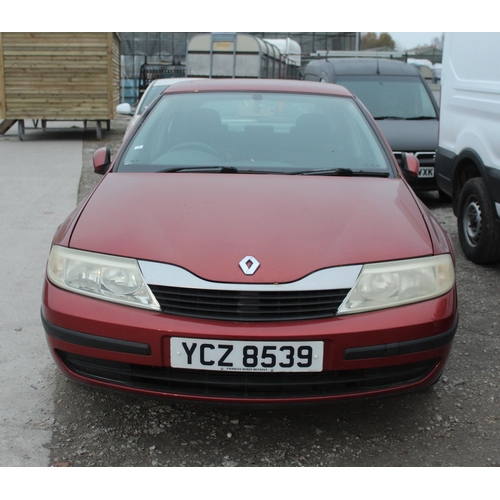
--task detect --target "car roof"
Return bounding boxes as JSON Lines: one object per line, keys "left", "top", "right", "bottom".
{"left": 317, "top": 58, "right": 421, "bottom": 77}
{"left": 162, "top": 78, "right": 354, "bottom": 97}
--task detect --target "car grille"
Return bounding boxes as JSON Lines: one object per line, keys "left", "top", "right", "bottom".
{"left": 393, "top": 151, "right": 436, "bottom": 167}
{"left": 148, "top": 285, "right": 350, "bottom": 322}
{"left": 59, "top": 351, "right": 439, "bottom": 400}
{"left": 415, "top": 151, "right": 436, "bottom": 167}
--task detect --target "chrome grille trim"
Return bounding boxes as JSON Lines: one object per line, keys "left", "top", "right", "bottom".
{"left": 138, "top": 261, "right": 362, "bottom": 292}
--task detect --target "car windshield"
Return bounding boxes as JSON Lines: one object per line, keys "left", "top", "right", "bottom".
{"left": 117, "top": 91, "right": 394, "bottom": 175}
{"left": 336, "top": 75, "right": 437, "bottom": 120}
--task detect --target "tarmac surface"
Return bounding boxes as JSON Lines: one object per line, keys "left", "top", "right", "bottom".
{"left": 1, "top": 116, "right": 500, "bottom": 467}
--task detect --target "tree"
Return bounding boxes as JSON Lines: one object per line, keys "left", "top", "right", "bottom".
{"left": 378, "top": 33, "right": 396, "bottom": 49}
{"left": 361, "top": 32, "right": 396, "bottom": 50}
{"left": 414, "top": 34, "right": 445, "bottom": 51}
{"left": 431, "top": 34, "right": 444, "bottom": 50}
{"left": 361, "top": 32, "right": 378, "bottom": 49}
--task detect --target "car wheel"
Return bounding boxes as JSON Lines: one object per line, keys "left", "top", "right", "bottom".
{"left": 457, "top": 177, "right": 500, "bottom": 264}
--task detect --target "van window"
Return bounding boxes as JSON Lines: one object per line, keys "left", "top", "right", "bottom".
{"left": 336, "top": 75, "right": 437, "bottom": 120}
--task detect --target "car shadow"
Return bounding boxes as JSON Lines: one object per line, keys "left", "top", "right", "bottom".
{"left": 47, "top": 369, "right": 448, "bottom": 467}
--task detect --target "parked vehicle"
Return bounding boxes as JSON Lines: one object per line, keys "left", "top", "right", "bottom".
{"left": 42, "top": 79, "right": 457, "bottom": 406}
{"left": 435, "top": 33, "right": 500, "bottom": 264}
{"left": 264, "top": 37, "right": 301, "bottom": 67}
{"left": 186, "top": 33, "right": 300, "bottom": 80}
{"left": 116, "top": 78, "right": 202, "bottom": 138}
{"left": 303, "top": 58, "right": 442, "bottom": 195}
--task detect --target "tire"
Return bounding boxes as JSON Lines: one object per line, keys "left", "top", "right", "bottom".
{"left": 457, "top": 177, "right": 500, "bottom": 264}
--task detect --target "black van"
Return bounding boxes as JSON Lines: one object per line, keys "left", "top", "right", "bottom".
{"left": 304, "top": 58, "right": 442, "bottom": 196}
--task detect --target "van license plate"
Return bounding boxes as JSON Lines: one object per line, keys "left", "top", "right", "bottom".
{"left": 418, "top": 167, "right": 434, "bottom": 178}
{"left": 171, "top": 338, "right": 324, "bottom": 372}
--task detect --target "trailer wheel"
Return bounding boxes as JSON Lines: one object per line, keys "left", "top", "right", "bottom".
{"left": 96, "top": 121, "right": 102, "bottom": 140}
{"left": 457, "top": 177, "right": 500, "bottom": 264}
{"left": 18, "top": 120, "right": 25, "bottom": 141}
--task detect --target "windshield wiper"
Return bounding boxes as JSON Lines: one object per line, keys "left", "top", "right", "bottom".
{"left": 292, "top": 168, "right": 390, "bottom": 177}
{"left": 374, "top": 115, "right": 436, "bottom": 120}
{"left": 156, "top": 166, "right": 239, "bottom": 173}
{"left": 405, "top": 116, "right": 437, "bottom": 120}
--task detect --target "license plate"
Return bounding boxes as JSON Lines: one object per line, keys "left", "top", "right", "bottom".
{"left": 170, "top": 338, "right": 324, "bottom": 372}
{"left": 418, "top": 166, "right": 434, "bottom": 178}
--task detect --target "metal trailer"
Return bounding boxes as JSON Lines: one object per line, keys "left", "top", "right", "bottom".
{"left": 186, "top": 33, "right": 300, "bottom": 80}
{"left": 0, "top": 32, "right": 120, "bottom": 141}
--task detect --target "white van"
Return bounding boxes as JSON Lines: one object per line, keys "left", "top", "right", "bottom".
{"left": 435, "top": 33, "right": 500, "bottom": 264}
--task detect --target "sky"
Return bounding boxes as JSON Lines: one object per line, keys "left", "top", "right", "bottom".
{"left": 2, "top": 1, "right": 484, "bottom": 32}
{"left": 0, "top": 0, "right": 483, "bottom": 46}
{"left": 386, "top": 32, "right": 444, "bottom": 51}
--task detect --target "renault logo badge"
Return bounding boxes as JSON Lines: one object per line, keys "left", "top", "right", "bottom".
{"left": 239, "top": 256, "right": 260, "bottom": 275}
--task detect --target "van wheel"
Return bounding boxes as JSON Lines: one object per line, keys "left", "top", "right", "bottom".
{"left": 457, "top": 177, "right": 500, "bottom": 264}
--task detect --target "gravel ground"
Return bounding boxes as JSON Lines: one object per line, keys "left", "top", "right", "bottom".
{"left": 47, "top": 116, "right": 500, "bottom": 467}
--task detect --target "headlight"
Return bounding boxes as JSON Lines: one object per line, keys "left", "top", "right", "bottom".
{"left": 337, "top": 254, "right": 455, "bottom": 315}
{"left": 47, "top": 246, "right": 160, "bottom": 310}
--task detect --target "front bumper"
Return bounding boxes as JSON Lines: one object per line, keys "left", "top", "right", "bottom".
{"left": 42, "top": 279, "right": 458, "bottom": 405}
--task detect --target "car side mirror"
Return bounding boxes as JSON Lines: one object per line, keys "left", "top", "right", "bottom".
{"left": 116, "top": 103, "right": 133, "bottom": 115}
{"left": 399, "top": 152, "right": 419, "bottom": 178}
{"left": 93, "top": 146, "right": 111, "bottom": 175}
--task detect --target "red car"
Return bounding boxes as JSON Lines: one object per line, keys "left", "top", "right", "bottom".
{"left": 41, "top": 79, "right": 458, "bottom": 405}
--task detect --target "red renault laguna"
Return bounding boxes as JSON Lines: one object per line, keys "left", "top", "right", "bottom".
{"left": 41, "top": 79, "right": 458, "bottom": 405}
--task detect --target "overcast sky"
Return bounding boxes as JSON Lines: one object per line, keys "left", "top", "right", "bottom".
{"left": 5, "top": 0, "right": 489, "bottom": 33}
{"left": 386, "top": 32, "right": 444, "bottom": 51}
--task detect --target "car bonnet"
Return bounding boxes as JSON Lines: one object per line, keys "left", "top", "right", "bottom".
{"left": 69, "top": 173, "right": 433, "bottom": 284}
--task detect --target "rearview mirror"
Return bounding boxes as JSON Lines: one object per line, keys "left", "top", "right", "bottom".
{"left": 93, "top": 146, "right": 111, "bottom": 175}
{"left": 116, "top": 103, "right": 133, "bottom": 116}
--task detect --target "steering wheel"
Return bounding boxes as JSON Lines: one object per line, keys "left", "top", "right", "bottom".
{"left": 168, "top": 142, "right": 220, "bottom": 157}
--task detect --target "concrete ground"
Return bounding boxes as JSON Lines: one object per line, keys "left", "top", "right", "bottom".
{"left": 0, "top": 121, "right": 87, "bottom": 465}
